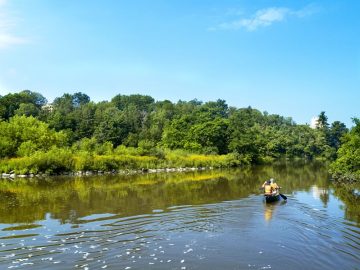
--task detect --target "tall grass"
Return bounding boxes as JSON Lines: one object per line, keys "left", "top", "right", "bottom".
{"left": 0, "top": 146, "right": 250, "bottom": 175}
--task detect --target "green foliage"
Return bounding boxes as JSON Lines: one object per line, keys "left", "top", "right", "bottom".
{"left": 228, "top": 109, "right": 265, "bottom": 162}
{"left": 71, "top": 137, "right": 113, "bottom": 155}
{"left": 0, "top": 115, "right": 67, "bottom": 158}
{"left": 0, "top": 90, "right": 46, "bottom": 120}
{"left": 328, "top": 121, "right": 348, "bottom": 150}
{"left": 73, "top": 151, "right": 94, "bottom": 171}
{"left": 0, "top": 147, "right": 73, "bottom": 174}
{"left": 15, "top": 103, "right": 40, "bottom": 117}
{"left": 161, "top": 115, "right": 194, "bottom": 149}
{"left": 93, "top": 106, "right": 127, "bottom": 146}
{"left": 0, "top": 91, "right": 354, "bottom": 175}
{"left": 316, "top": 111, "right": 329, "bottom": 129}
{"left": 163, "top": 150, "right": 247, "bottom": 168}
{"left": 330, "top": 118, "right": 360, "bottom": 181}
{"left": 187, "top": 118, "right": 229, "bottom": 154}
{"left": 112, "top": 94, "right": 154, "bottom": 112}
{"left": 0, "top": 147, "right": 248, "bottom": 174}
{"left": 142, "top": 100, "right": 175, "bottom": 143}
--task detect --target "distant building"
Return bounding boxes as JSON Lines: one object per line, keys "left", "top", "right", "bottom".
{"left": 42, "top": 103, "right": 54, "bottom": 112}
{"left": 310, "top": 116, "right": 319, "bottom": 129}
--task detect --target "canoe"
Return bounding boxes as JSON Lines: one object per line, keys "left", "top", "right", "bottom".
{"left": 264, "top": 194, "right": 281, "bottom": 203}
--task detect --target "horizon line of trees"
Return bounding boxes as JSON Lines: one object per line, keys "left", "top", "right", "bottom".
{"left": 0, "top": 90, "right": 358, "bottom": 178}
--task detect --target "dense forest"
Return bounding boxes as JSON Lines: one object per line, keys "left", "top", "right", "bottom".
{"left": 0, "top": 90, "right": 357, "bottom": 180}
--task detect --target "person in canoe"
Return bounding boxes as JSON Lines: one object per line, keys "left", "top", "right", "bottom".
{"left": 261, "top": 178, "right": 286, "bottom": 202}
{"left": 270, "top": 178, "right": 280, "bottom": 192}
{"left": 262, "top": 178, "right": 280, "bottom": 195}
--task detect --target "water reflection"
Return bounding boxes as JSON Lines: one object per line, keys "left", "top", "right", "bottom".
{"left": 0, "top": 162, "right": 359, "bottom": 269}
{"left": 309, "top": 186, "right": 330, "bottom": 207}
{"left": 332, "top": 183, "right": 360, "bottom": 224}
{"left": 263, "top": 200, "right": 287, "bottom": 222}
{"left": 0, "top": 161, "right": 332, "bottom": 225}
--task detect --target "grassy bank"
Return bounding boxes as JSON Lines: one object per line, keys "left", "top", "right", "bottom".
{"left": 0, "top": 147, "right": 249, "bottom": 175}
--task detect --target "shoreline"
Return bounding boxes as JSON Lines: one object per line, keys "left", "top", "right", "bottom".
{"left": 0, "top": 166, "right": 216, "bottom": 179}
{"left": 331, "top": 173, "right": 360, "bottom": 183}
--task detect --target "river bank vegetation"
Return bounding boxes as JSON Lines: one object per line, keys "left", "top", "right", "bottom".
{"left": 330, "top": 118, "right": 360, "bottom": 182}
{"left": 0, "top": 90, "right": 357, "bottom": 180}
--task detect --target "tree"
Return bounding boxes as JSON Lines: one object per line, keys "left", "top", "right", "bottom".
{"left": 111, "top": 94, "right": 154, "bottom": 112}
{"left": 329, "top": 121, "right": 348, "bottom": 150}
{"left": 187, "top": 118, "right": 229, "bottom": 154}
{"left": 0, "top": 115, "right": 67, "bottom": 158}
{"left": 15, "top": 103, "right": 40, "bottom": 117}
{"left": 48, "top": 93, "right": 92, "bottom": 140}
{"left": 161, "top": 115, "right": 194, "bottom": 149}
{"left": 72, "top": 102, "right": 97, "bottom": 140}
{"left": 72, "top": 92, "right": 90, "bottom": 107}
{"left": 140, "top": 100, "right": 175, "bottom": 144}
{"left": 197, "top": 99, "right": 229, "bottom": 120}
{"left": 0, "top": 90, "right": 47, "bottom": 119}
{"left": 228, "top": 109, "right": 265, "bottom": 162}
{"left": 316, "top": 111, "right": 329, "bottom": 129}
{"left": 93, "top": 106, "right": 127, "bottom": 146}
{"left": 52, "top": 93, "right": 75, "bottom": 113}
{"left": 330, "top": 118, "right": 360, "bottom": 180}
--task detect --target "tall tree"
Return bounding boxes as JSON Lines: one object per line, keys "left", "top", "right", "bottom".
{"left": 330, "top": 118, "right": 360, "bottom": 179}
{"left": 15, "top": 103, "right": 40, "bottom": 117}
{"left": 316, "top": 111, "right": 329, "bottom": 129}
{"left": 0, "top": 90, "right": 47, "bottom": 120}
{"left": 329, "top": 121, "right": 348, "bottom": 150}
{"left": 93, "top": 106, "right": 127, "bottom": 146}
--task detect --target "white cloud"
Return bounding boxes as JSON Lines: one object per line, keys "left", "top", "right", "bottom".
{"left": 0, "top": 33, "right": 27, "bottom": 48}
{"left": 0, "top": 0, "right": 28, "bottom": 49}
{"left": 294, "top": 3, "right": 320, "bottom": 18}
{"left": 214, "top": 4, "right": 319, "bottom": 31}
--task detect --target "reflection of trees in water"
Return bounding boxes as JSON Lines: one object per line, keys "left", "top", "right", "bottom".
{"left": 249, "top": 160, "right": 330, "bottom": 194}
{"left": 0, "top": 162, "right": 332, "bottom": 224}
{"left": 0, "top": 171, "right": 249, "bottom": 224}
{"left": 332, "top": 183, "right": 360, "bottom": 224}
{"left": 319, "top": 190, "right": 330, "bottom": 207}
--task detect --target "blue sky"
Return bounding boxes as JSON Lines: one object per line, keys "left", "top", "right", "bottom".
{"left": 0, "top": 0, "right": 359, "bottom": 127}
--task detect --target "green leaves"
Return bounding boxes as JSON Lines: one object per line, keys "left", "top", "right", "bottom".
{"left": 0, "top": 91, "right": 355, "bottom": 176}
{"left": 330, "top": 119, "right": 360, "bottom": 180}
{"left": 0, "top": 90, "right": 47, "bottom": 120}
{"left": 0, "top": 115, "right": 67, "bottom": 158}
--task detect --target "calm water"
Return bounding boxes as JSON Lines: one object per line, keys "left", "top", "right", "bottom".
{"left": 0, "top": 162, "right": 359, "bottom": 269}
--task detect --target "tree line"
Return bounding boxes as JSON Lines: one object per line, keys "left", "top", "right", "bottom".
{"left": 0, "top": 90, "right": 357, "bottom": 179}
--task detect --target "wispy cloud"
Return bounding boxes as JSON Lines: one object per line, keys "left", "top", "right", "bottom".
{"left": 0, "top": 0, "right": 28, "bottom": 49}
{"left": 0, "top": 33, "right": 27, "bottom": 48}
{"left": 0, "top": 0, "right": 7, "bottom": 7}
{"left": 211, "top": 4, "right": 319, "bottom": 31}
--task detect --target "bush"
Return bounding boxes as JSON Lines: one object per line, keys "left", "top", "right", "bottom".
{"left": 0, "top": 147, "right": 73, "bottom": 174}
{"left": 73, "top": 151, "right": 94, "bottom": 171}
{"left": 0, "top": 146, "right": 246, "bottom": 175}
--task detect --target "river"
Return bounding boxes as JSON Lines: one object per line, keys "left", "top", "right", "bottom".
{"left": 0, "top": 162, "right": 359, "bottom": 269}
